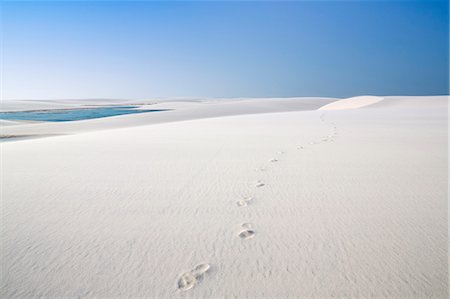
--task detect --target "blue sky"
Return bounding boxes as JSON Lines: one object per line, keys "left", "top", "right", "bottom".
{"left": 2, "top": 0, "right": 448, "bottom": 99}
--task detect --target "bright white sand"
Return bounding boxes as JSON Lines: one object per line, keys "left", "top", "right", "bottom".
{"left": 0, "top": 99, "right": 132, "bottom": 112}
{"left": 318, "top": 95, "right": 383, "bottom": 110}
{"left": 0, "top": 120, "right": 30, "bottom": 127}
{"left": 1, "top": 96, "right": 448, "bottom": 298}
{"left": 0, "top": 97, "right": 335, "bottom": 137}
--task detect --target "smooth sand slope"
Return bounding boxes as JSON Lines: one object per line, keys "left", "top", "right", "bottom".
{"left": 318, "top": 95, "right": 383, "bottom": 110}
{"left": 1, "top": 97, "right": 336, "bottom": 137}
{"left": 1, "top": 96, "right": 448, "bottom": 298}
{"left": 0, "top": 98, "right": 133, "bottom": 112}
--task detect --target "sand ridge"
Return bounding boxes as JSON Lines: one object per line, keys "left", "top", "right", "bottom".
{"left": 1, "top": 97, "right": 337, "bottom": 138}
{"left": 318, "top": 95, "right": 384, "bottom": 110}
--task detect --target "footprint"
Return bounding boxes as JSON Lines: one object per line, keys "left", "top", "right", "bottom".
{"left": 255, "top": 166, "right": 267, "bottom": 172}
{"left": 276, "top": 151, "right": 285, "bottom": 155}
{"left": 297, "top": 146, "right": 304, "bottom": 150}
{"left": 236, "top": 197, "right": 253, "bottom": 207}
{"left": 270, "top": 158, "right": 278, "bottom": 162}
{"left": 177, "top": 272, "right": 197, "bottom": 291}
{"left": 244, "top": 196, "right": 253, "bottom": 202}
{"left": 241, "top": 222, "right": 253, "bottom": 229}
{"left": 192, "top": 263, "right": 211, "bottom": 278}
{"left": 238, "top": 229, "right": 256, "bottom": 240}
{"left": 236, "top": 200, "right": 248, "bottom": 207}
{"left": 255, "top": 181, "right": 265, "bottom": 188}
{"left": 177, "top": 263, "right": 211, "bottom": 291}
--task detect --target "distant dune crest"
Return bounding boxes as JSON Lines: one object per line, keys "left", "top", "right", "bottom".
{"left": 318, "top": 96, "right": 384, "bottom": 110}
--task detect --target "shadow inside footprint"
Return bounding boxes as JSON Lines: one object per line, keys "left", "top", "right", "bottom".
{"left": 256, "top": 182, "right": 265, "bottom": 188}
{"left": 238, "top": 229, "right": 256, "bottom": 240}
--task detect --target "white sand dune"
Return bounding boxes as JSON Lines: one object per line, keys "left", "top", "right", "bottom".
{"left": 0, "top": 99, "right": 132, "bottom": 112}
{"left": 1, "top": 96, "right": 448, "bottom": 298}
{"left": 1, "top": 100, "right": 84, "bottom": 112}
{"left": 318, "top": 95, "right": 384, "bottom": 110}
{"left": 1, "top": 97, "right": 336, "bottom": 137}
{"left": 0, "top": 120, "right": 29, "bottom": 127}
{"left": 371, "top": 95, "right": 449, "bottom": 109}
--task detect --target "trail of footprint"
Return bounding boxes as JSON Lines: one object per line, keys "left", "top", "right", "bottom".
{"left": 305, "top": 115, "right": 339, "bottom": 146}
{"left": 176, "top": 113, "right": 338, "bottom": 292}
